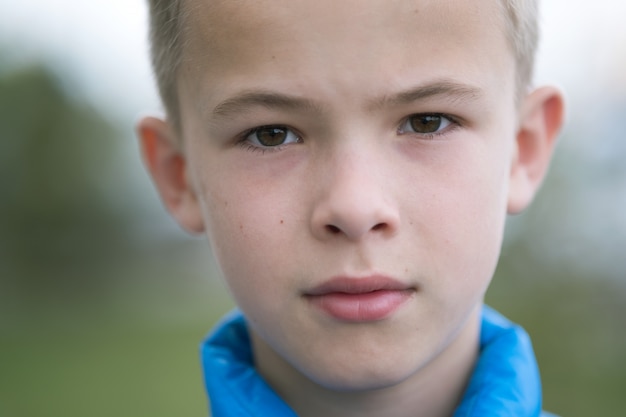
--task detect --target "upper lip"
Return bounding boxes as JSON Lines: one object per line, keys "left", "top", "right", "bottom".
{"left": 305, "top": 275, "right": 412, "bottom": 296}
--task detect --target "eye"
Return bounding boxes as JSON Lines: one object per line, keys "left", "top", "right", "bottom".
{"left": 399, "top": 114, "right": 453, "bottom": 136}
{"left": 245, "top": 125, "right": 302, "bottom": 148}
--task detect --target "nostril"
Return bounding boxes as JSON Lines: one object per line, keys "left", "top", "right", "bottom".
{"left": 325, "top": 225, "right": 341, "bottom": 234}
{"left": 372, "top": 223, "right": 387, "bottom": 231}
{"left": 324, "top": 222, "right": 388, "bottom": 236}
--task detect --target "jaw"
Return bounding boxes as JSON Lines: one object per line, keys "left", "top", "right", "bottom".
{"left": 250, "top": 302, "right": 482, "bottom": 417}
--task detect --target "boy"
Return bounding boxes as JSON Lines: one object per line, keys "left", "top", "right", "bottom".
{"left": 137, "top": 0, "right": 564, "bottom": 415}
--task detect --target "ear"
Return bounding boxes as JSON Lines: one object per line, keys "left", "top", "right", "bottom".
{"left": 136, "top": 116, "right": 205, "bottom": 234}
{"left": 507, "top": 86, "right": 565, "bottom": 214}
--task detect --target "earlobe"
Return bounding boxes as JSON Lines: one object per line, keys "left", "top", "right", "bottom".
{"left": 137, "top": 116, "right": 205, "bottom": 234}
{"left": 507, "top": 86, "right": 565, "bottom": 214}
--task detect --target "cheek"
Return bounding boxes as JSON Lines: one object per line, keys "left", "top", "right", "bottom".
{"left": 194, "top": 164, "right": 300, "bottom": 311}
{"left": 417, "top": 140, "right": 511, "bottom": 296}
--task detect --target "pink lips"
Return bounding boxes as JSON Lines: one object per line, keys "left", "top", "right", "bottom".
{"left": 305, "top": 276, "right": 414, "bottom": 322}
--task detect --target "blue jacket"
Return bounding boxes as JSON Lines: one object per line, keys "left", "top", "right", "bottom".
{"left": 201, "top": 306, "right": 558, "bottom": 416}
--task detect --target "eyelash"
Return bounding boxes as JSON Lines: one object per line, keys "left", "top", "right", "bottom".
{"left": 397, "top": 113, "right": 460, "bottom": 139}
{"left": 237, "top": 141, "right": 285, "bottom": 154}
{"left": 237, "top": 125, "right": 302, "bottom": 154}
{"left": 237, "top": 113, "right": 461, "bottom": 153}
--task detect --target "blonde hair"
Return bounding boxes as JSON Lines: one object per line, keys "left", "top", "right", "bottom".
{"left": 146, "top": 0, "right": 540, "bottom": 131}
{"left": 499, "top": 0, "right": 540, "bottom": 97}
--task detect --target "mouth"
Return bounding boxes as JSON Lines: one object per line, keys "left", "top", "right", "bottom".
{"left": 304, "top": 276, "right": 415, "bottom": 322}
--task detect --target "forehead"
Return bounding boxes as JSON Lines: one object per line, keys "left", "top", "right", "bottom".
{"left": 181, "top": 0, "right": 514, "bottom": 109}
{"left": 186, "top": 0, "right": 506, "bottom": 41}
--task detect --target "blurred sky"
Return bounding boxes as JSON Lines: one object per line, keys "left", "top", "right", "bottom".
{"left": 0, "top": 0, "right": 157, "bottom": 120}
{"left": 1, "top": 0, "right": 625, "bottom": 278}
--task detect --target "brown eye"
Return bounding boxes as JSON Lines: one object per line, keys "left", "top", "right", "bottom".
{"left": 409, "top": 114, "right": 446, "bottom": 134}
{"left": 247, "top": 125, "right": 301, "bottom": 147}
{"left": 256, "top": 127, "right": 288, "bottom": 146}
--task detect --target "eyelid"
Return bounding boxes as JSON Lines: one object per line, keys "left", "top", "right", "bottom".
{"left": 397, "top": 113, "right": 461, "bottom": 138}
{"left": 238, "top": 124, "right": 303, "bottom": 153}
{"left": 235, "top": 112, "right": 461, "bottom": 154}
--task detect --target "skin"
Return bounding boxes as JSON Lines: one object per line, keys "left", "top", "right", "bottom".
{"left": 138, "top": 0, "right": 564, "bottom": 416}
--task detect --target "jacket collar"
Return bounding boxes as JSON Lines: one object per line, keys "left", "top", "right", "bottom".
{"left": 453, "top": 306, "right": 543, "bottom": 417}
{"left": 201, "top": 306, "right": 544, "bottom": 417}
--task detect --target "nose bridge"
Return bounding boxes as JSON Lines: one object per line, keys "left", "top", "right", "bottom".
{"left": 329, "top": 145, "right": 379, "bottom": 205}
{"left": 311, "top": 139, "right": 399, "bottom": 241}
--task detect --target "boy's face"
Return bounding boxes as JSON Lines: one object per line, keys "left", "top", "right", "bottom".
{"left": 142, "top": 0, "right": 562, "bottom": 394}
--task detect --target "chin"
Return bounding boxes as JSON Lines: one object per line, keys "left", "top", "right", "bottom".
{"left": 304, "top": 361, "right": 416, "bottom": 393}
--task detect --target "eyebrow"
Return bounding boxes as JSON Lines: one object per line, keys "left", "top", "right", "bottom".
{"left": 210, "top": 90, "right": 325, "bottom": 119}
{"left": 208, "top": 80, "right": 483, "bottom": 119}
{"left": 368, "top": 80, "right": 483, "bottom": 110}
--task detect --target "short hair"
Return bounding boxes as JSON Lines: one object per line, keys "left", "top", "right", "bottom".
{"left": 499, "top": 0, "right": 540, "bottom": 97}
{"left": 146, "top": 0, "right": 539, "bottom": 134}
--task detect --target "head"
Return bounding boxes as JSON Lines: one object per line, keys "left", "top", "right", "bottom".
{"left": 138, "top": 0, "right": 564, "bottom": 409}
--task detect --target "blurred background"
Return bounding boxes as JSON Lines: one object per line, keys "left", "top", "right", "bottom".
{"left": 0, "top": 0, "right": 624, "bottom": 416}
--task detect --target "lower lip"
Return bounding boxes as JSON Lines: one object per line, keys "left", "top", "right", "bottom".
{"left": 307, "top": 290, "right": 413, "bottom": 322}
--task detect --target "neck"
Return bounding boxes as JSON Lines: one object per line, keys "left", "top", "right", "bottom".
{"left": 252, "top": 308, "right": 481, "bottom": 417}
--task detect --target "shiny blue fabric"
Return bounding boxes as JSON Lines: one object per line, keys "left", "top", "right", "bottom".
{"left": 201, "top": 306, "right": 558, "bottom": 416}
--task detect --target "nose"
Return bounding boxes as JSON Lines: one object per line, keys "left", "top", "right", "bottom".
{"left": 310, "top": 150, "right": 399, "bottom": 242}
